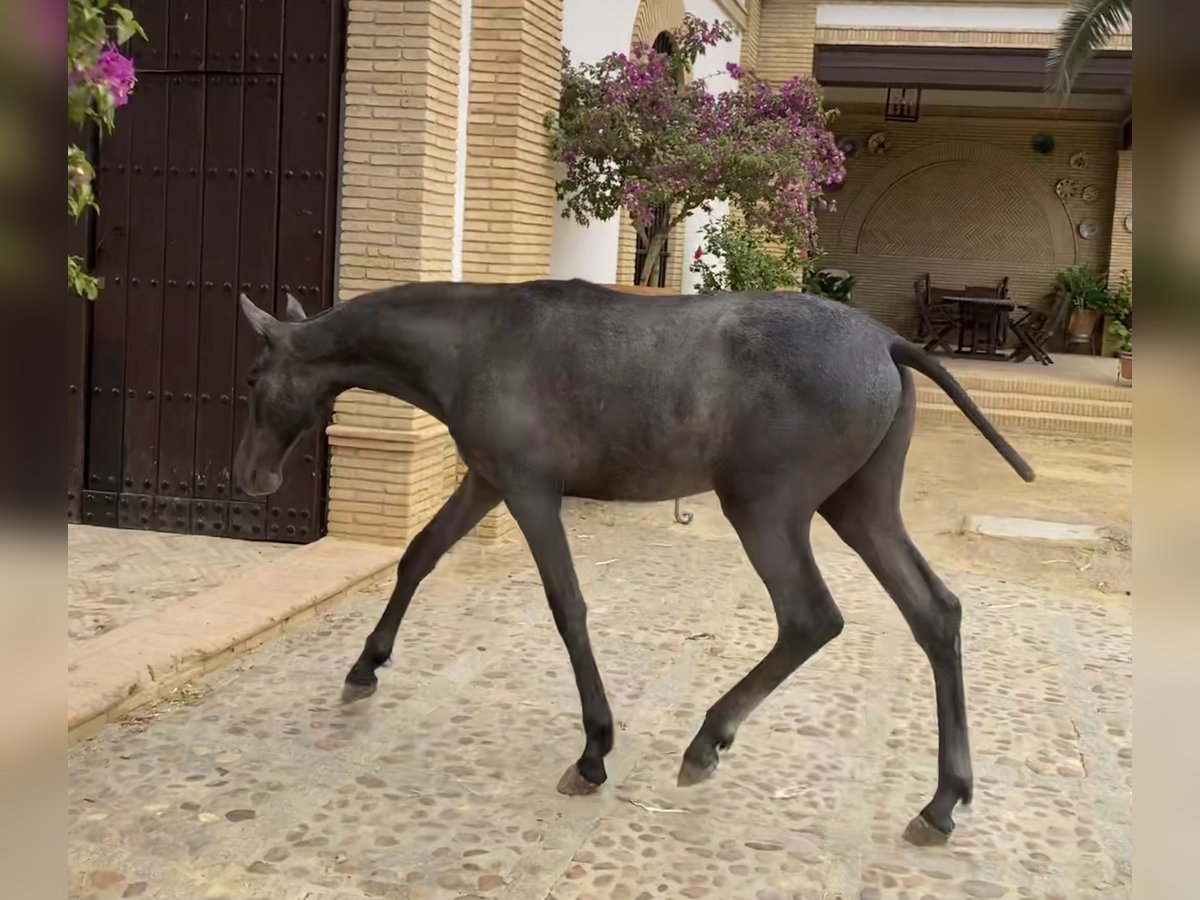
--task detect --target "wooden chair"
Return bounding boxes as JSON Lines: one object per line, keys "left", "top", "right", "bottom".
{"left": 1009, "top": 293, "right": 1072, "bottom": 365}
{"left": 914, "top": 274, "right": 959, "bottom": 356}
{"left": 963, "top": 276, "right": 1010, "bottom": 300}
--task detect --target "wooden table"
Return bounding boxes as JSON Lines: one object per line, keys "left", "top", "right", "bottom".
{"left": 945, "top": 295, "right": 1016, "bottom": 359}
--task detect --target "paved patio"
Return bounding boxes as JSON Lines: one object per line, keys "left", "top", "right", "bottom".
{"left": 67, "top": 498, "right": 1132, "bottom": 900}
{"left": 68, "top": 526, "right": 292, "bottom": 645}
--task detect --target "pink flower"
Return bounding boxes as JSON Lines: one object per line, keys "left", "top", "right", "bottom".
{"left": 70, "top": 44, "right": 137, "bottom": 108}
{"left": 93, "top": 44, "right": 137, "bottom": 106}
{"left": 693, "top": 247, "right": 704, "bottom": 261}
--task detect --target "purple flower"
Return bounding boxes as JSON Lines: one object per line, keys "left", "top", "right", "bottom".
{"left": 71, "top": 44, "right": 137, "bottom": 108}
{"left": 93, "top": 44, "right": 137, "bottom": 105}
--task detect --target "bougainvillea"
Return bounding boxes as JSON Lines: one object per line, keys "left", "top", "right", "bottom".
{"left": 68, "top": 0, "right": 142, "bottom": 299}
{"left": 547, "top": 14, "right": 844, "bottom": 286}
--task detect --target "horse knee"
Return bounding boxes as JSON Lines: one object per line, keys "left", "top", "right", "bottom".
{"left": 780, "top": 603, "right": 844, "bottom": 649}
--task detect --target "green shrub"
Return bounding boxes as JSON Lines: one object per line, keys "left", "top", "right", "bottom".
{"left": 689, "top": 217, "right": 808, "bottom": 294}
{"left": 1052, "top": 264, "right": 1109, "bottom": 312}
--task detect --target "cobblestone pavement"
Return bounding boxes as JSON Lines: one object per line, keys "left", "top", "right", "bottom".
{"left": 67, "top": 500, "right": 1132, "bottom": 900}
{"left": 68, "top": 526, "right": 293, "bottom": 645}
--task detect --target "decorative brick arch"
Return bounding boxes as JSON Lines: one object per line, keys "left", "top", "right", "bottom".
{"left": 836, "top": 141, "right": 1077, "bottom": 268}
{"left": 632, "top": 0, "right": 686, "bottom": 45}
{"left": 615, "top": 0, "right": 689, "bottom": 289}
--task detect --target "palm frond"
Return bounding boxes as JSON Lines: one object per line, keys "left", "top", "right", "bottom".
{"left": 1046, "top": 0, "right": 1132, "bottom": 99}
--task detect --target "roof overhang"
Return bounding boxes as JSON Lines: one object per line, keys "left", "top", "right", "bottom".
{"left": 814, "top": 45, "right": 1133, "bottom": 95}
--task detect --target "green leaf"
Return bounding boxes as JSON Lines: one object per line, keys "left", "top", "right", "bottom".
{"left": 1046, "top": 0, "right": 1131, "bottom": 99}
{"left": 111, "top": 5, "right": 147, "bottom": 42}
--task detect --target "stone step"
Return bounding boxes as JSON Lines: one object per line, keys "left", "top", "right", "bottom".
{"left": 914, "top": 368, "right": 1130, "bottom": 402}
{"left": 916, "top": 386, "right": 1132, "bottom": 421}
{"left": 915, "top": 402, "right": 1133, "bottom": 439}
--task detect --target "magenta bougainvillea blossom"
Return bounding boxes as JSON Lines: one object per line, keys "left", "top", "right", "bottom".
{"left": 70, "top": 43, "right": 137, "bottom": 107}
{"left": 68, "top": 0, "right": 143, "bottom": 300}
{"left": 546, "top": 14, "right": 844, "bottom": 284}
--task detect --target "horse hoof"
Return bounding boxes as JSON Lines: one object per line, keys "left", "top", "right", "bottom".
{"left": 677, "top": 755, "right": 718, "bottom": 787}
{"left": 340, "top": 679, "right": 377, "bottom": 704}
{"left": 903, "top": 811, "right": 952, "bottom": 847}
{"left": 556, "top": 764, "right": 602, "bottom": 796}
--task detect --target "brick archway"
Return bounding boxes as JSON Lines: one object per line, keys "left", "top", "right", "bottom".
{"left": 836, "top": 141, "right": 1078, "bottom": 268}
{"left": 632, "top": 0, "right": 685, "bottom": 46}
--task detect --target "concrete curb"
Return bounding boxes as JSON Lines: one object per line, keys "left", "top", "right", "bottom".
{"left": 67, "top": 537, "right": 401, "bottom": 743}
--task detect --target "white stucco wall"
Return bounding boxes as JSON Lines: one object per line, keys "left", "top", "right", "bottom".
{"left": 549, "top": 0, "right": 642, "bottom": 284}
{"left": 451, "top": 0, "right": 474, "bottom": 281}
{"left": 549, "top": 0, "right": 743, "bottom": 289}
{"left": 680, "top": 0, "right": 742, "bottom": 293}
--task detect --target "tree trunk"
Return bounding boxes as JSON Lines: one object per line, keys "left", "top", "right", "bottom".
{"left": 639, "top": 230, "right": 666, "bottom": 287}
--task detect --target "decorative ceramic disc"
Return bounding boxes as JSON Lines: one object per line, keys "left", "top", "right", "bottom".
{"left": 1055, "top": 178, "right": 1080, "bottom": 200}
{"left": 1081, "top": 185, "right": 1100, "bottom": 203}
{"left": 1124, "top": 213, "right": 1132, "bottom": 233}
{"left": 867, "top": 131, "right": 889, "bottom": 155}
{"left": 837, "top": 137, "right": 858, "bottom": 158}
{"left": 1070, "top": 151, "right": 1090, "bottom": 169}
{"left": 1078, "top": 219, "right": 1099, "bottom": 240}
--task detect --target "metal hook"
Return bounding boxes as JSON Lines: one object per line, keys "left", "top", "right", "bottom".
{"left": 673, "top": 497, "right": 693, "bottom": 526}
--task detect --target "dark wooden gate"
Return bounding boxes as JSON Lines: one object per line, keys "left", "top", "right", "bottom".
{"left": 67, "top": 0, "right": 345, "bottom": 544}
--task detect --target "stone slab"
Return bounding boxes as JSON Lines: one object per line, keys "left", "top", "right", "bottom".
{"left": 963, "top": 514, "right": 1101, "bottom": 542}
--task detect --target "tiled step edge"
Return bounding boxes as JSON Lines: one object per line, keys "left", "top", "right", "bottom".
{"left": 915, "top": 402, "right": 1133, "bottom": 438}
{"left": 67, "top": 537, "right": 401, "bottom": 744}
{"left": 916, "top": 387, "right": 1132, "bottom": 421}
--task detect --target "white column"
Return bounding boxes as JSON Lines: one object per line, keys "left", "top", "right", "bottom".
{"left": 451, "top": 0, "right": 475, "bottom": 281}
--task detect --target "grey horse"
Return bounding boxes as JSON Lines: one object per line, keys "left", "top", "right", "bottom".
{"left": 233, "top": 279, "right": 1033, "bottom": 845}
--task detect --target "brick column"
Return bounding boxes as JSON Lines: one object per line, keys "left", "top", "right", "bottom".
{"left": 1107, "top": 149, "right": 1133, "bottom": 284}
{"left": 757, "top": 0, "right": 817, "bottom": 80}
{"left": 326, "top": 0, "right": 463, "bottom": 545}
{"left": 1103, "top": 148, "right": 1132, "bottom": 355}
{"left": 457, "top": 0, "right": 565, "bottom": 541}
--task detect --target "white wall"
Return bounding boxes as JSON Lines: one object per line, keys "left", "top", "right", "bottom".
{"left": 550, "top": 0, "right": 642, "bottom": 284}
{"left": 451, "top": 0, "right": 474, "bottom": 281}
{"left": 681, "top": 0, "right": 742, "bottom": 293}
{"left": 815, "top": 4, "right": 1083, "bottom": 32}
{"left": 550, "top": 0, "right": 742, "bottom": 289}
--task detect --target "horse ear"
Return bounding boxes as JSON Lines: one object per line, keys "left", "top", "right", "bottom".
{"left": 284, "top": 292, "right": 307, "bottom": 322}
{"left": 239, "top": 294, "right": 281, "bottom": 340}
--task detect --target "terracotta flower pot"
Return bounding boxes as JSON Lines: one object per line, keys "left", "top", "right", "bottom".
{"left": 1067, "top": 308, "right": 1101, "bottom": 340}
{"left": 1118, "top": 350, "right": 1132, "bottom": 382}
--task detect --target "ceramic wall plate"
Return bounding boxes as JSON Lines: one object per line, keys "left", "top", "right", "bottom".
{"left": 1081, "top": 185, "right": 1099, "bottom": 202}
{"left": 1070, "top": 151, "right": 1090, "bottom": 169}
{"left": 867, "top": 131, "right": 889, "bottom": 155}
{"left": 1124, "top": 213, "right": 1132, "bottom": 233}
{"left": 838, "top": 137, "right": 858, "bottom": 158}
{"left": 1055, "top": 178, "right": 1080, "bottom": 200}
{"left": 1078, "top": 219, "right": 1099, "bottom": 240}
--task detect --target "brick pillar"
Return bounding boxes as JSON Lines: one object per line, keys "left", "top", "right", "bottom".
{"left": 1102, "top": 148, "right": 1133, "bottom": 355}
{"left": 457, "top": 0, "right": 565, "bottom": 542}
{"left": 757, "top": 0, "right": 817, "bottom": 80}
{"left": 741, "top": 0, "right": 762, "bottom": 74}
{"left": 326, "top": 0, "right": 463, "bottom": 545}
{"left": 1107, "top": 149, "right": 1133, "bottom": 284}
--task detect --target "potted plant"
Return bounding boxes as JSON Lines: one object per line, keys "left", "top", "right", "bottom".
{"left": 1106, "top": 270, "right": 1132, "bottom": 381}
{"left": 803, "top": 267, "right": 855, "bottom": 303}
{"left": 1108, "top": 320, "right": 1132, "bottom": 380}
{"left": 1053, "top": 264, "right": 1109, "bottom": 342}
